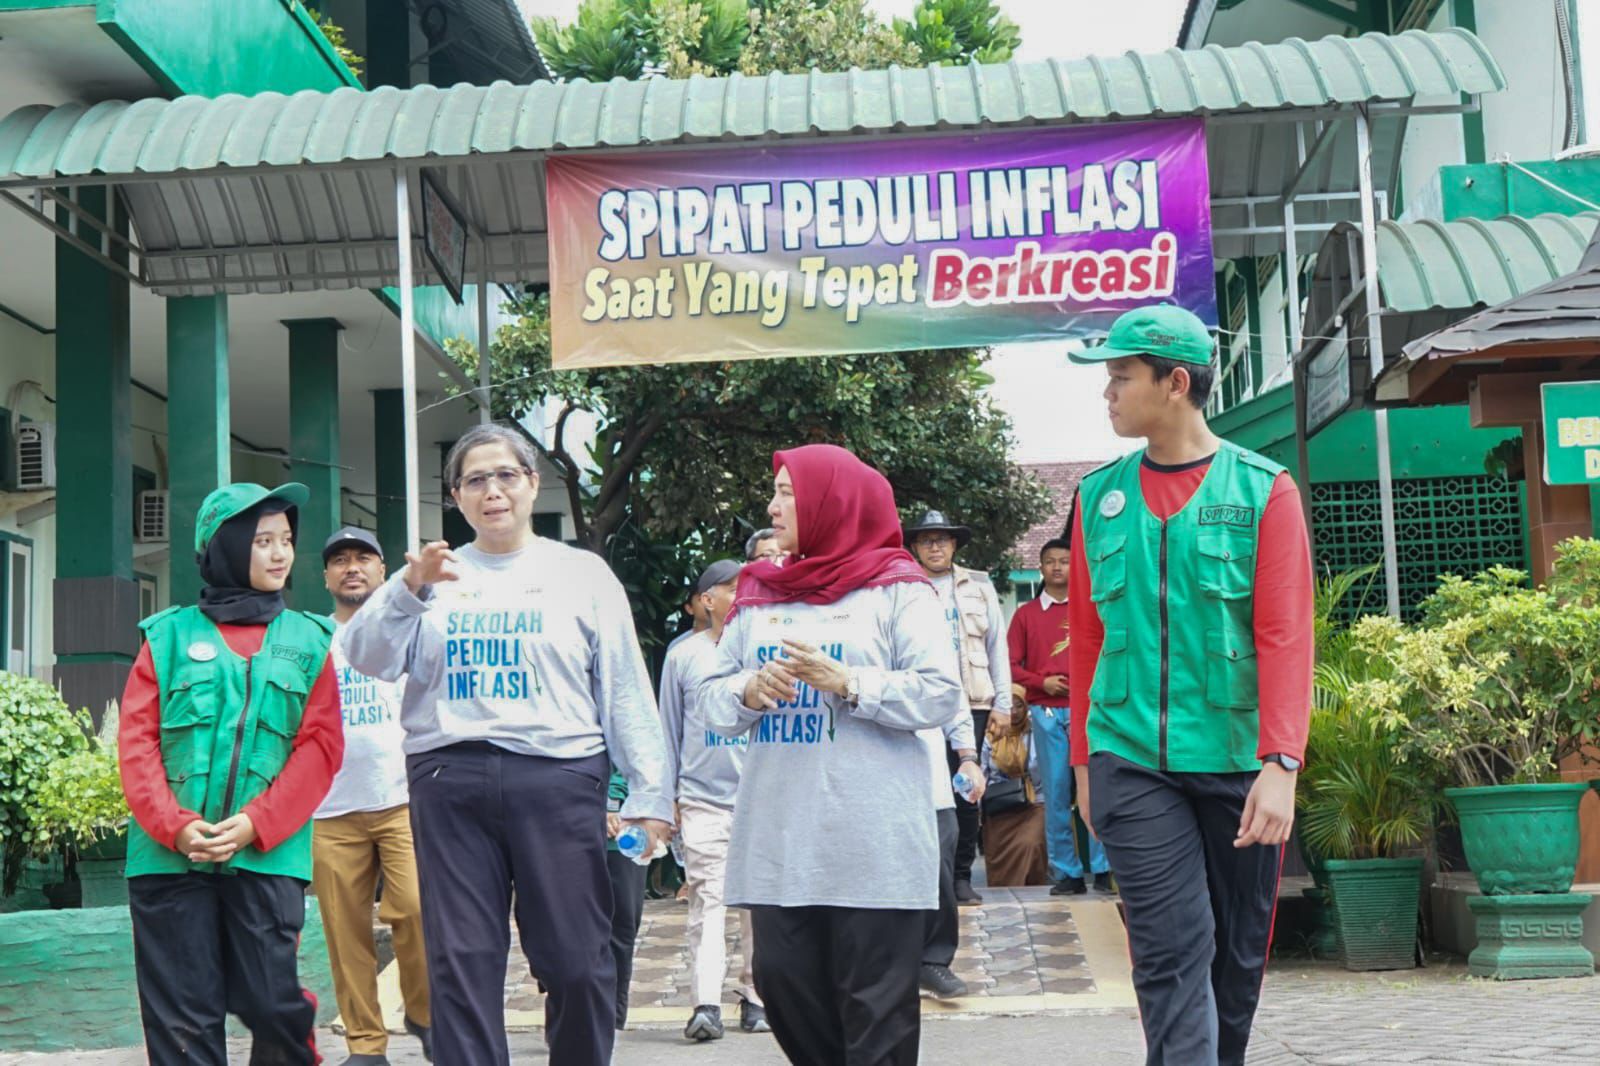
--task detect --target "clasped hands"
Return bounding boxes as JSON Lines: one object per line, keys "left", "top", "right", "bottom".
{"left": 742, "top": 639, "right": 850, "bottom": 711}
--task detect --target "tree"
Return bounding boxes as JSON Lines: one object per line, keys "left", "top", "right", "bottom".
{"left": 532, "top": 0, "right": 1019, "bottom": 84}
{"left": 894, "top": 0, "right": 1020, "bottom": 66}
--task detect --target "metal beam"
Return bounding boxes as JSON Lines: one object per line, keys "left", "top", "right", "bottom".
{"left": 397, "top": 171, "right": 422, "bottom": 553}
{"left": 1285, "top": 0, "right": 1363, "bottom": 25}
{"left": 1280, "top": 118, "right": 1346, "bottom": 208}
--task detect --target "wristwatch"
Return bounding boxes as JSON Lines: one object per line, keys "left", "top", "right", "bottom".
{"left": 1262, "top": 753, "right": 1302, "bottom": 771}
{"left": 955, "top": 749, "right": 978, "bottom": 763}
{"left": 844, "top": 670, "right": 861, "bottom": 705}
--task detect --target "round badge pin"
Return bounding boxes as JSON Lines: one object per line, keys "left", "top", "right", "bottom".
{"left": 1100, "top": 490, "right": 1127, "bottom": 519}
{"left": 187, "top": 641, "right": 218, "bottom": 663}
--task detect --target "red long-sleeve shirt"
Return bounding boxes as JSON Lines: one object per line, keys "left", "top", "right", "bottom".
{"left": 1007, "top": 595, "right": 1072, "bottom": 707}
{"left": 118, "top": 623, "right": 342, "bottom": 852}
{"left": 1068, "top": 458, "right": 1313, "bottom": 768}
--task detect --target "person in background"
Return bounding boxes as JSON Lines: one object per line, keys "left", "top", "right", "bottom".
{"left": 1068, "top": 305, "right": 1313, "bottom": 1066}
{"left": 744, "top": 527, "right": 784, "bottom": 563}
{"left": 979, "top": 706, "right": 1050, "bottom": 888}
{"left": 660, "top": 559, "right": 770, "bottom": 1041}
{"left": 904, "top": 511, "right": 1012, "bottom": 906}
{"left": 343, "top": 423, "right": 672, "bottom": 1066}
{"left": 699, "top": 444, "right": 963, "bottom": 1066}
{"left": 1007, "top": 537, "right": 1111, "bottom": 895}
{"left": 604, "top": 768, "right": 648, "bottom": 1030}
{"left": 118, "top": 482, "right": 342, "bottom": 1066}
{"left": 668, "top": 592, "right": 711, "bottom": 652}
{"left": 313, "top": 527, "right": 431, "bottom": 1066}
{"left": 917, "top": 702, "right": 983, "bottom": 1000}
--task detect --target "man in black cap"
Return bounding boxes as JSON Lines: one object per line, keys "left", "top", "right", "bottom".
{"left": 904, "top": 511, "right": 1012, "bottom": 909}
{"left": 313, "top": 527, "right": 432, "bottom": 1065}
{"left": 657, "top": 559, "right": 769, "bottom": 1040}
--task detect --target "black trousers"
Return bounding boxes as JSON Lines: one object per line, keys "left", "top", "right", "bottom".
{"left": 408, "top": 743, "right": 615, "bottom": 1066}
{"left": 606, "top": 848, "right": 648, "bottom": 1028}
{"left": 949, "top": 709, "right": 989, "bottom": 882}
{"left": 1089, "top": 752, "right": 1283, "bottom": 1066}
{"left": 922, "top": 807, "right": 960, "bottom": 967}
{"left": 750, "top": 905, "right": 923, "bottom": 1066}
{"left": 128, "top": 871, "right": 318, "bottom": 1066}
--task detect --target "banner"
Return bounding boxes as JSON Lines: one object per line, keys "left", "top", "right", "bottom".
{"left": 546, "top": 118, "right": 1215, "bottom": 368}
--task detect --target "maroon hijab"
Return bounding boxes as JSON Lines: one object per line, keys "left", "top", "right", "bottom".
{"left": 731, "top": 444, "right": 927, "bottom": 618}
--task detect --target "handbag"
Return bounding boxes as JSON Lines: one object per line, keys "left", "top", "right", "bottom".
{"left": 981, "top": 775, "right": 1031, "bottom": 817}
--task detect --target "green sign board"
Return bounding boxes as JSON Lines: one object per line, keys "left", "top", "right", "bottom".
{"left": 1542, "top": 381, "right": 1600, "bottom": 484}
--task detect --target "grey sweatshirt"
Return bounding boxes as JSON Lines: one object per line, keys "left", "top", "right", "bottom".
{"left": 659, "top": 630, "right": 746, "bottom": 810}
{"left": 697, "top": 581, "right": 964, "bottom": 910}
{"left": 341, "top": 539, "right": 672, "bottom": 823}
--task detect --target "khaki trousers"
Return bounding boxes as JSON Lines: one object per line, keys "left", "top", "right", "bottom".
{"left": 311, "top": 805, "right": 430, "bottom": 1055}
{"left": 680, "top": 800, "right": 760, "bottom": 1007}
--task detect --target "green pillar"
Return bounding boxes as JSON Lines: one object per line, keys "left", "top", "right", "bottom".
{"left": 365, "top": 0, "right": 412, "bottom": 88}
{"left": 166, "top": 296, "right": 230, "bottom": 607}
{"left": 286, "top": 318, "right": 343, "bottom": 615}
{"left": 373, "top": 389, "right": 407, "bottom": 566}
{"left": 53, "top": 186, "right": 138, "bottom": 718}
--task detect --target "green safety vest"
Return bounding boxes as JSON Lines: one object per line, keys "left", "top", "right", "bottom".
{"left": 1077, "top": 442, "right": 1282, "bottom": 773}
{"left": 126, "top": 605, "right": 335, "bottom": 880}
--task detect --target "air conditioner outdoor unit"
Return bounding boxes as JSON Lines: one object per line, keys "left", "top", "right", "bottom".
{"left": 14, "top": 422, "right": 56, "bottom": 490}
{"left": 136, "top": 489, "right": 170, "bottom": 544}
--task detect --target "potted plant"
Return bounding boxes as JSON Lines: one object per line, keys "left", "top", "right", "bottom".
{"left": 1299, "top": 633, "right": 1437, "bottom": 971}
{"left": 1354, "top": 540, "right": 1600, "bottom": 979}
{"left": 0, "top": 671, "right": 89, "bottom": 908}
{"left": 1354, "top": 542, "right": 1600, "bottom": 896}
{"left": 31, "top": 704, "right": 130, "bottom": 908}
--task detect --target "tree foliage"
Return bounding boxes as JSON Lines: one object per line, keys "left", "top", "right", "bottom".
{"left": 532, "top": 0, "right": 1019, "bottom": 83}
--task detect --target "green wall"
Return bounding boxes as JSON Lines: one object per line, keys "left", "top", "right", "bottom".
{"left": 97, "top": 0, "right": 359, "bottom": 96}
{"left": 1437, "top": 158, "right": 1600, "bottom": 222}
{"left": 1210, "top": 385, "right": 1521, "bottom": 483}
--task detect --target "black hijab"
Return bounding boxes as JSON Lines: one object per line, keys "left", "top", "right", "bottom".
{"left": 197, "top": 499, "right": 298, "bottom": 626}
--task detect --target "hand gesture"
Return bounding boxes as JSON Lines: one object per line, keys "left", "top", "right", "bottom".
{"left": 175, "top": 819, "right": 216, "bottom": 861}
{"left": 743, "top": 660, "right": 799, "bottom": 711}
{"left": 404, "top": 541, "right": 459, "bottom": 594}
{"left": 1042, "top": 675, "right": 1069, "bottom": 698}
{"left": 606, "top": 812, "right": 622, "bottom": 840}
{"left": 1074, "top": 765, "right": 1094, "bottom": 837}
{"left": 182, "top": 813, "right": 257, "bottom": 864}
{"left": 780, "top": 639, "right": 850, "bottom": 696}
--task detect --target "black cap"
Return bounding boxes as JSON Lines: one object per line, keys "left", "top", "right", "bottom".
{"left": 695, "top": 558, "right": 743, "bottom": 595}
{"left": 322, "top": 526, "right": 383, "bottom": 563}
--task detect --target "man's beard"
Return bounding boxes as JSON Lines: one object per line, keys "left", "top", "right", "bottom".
{"left": 334, "top": 587, "right": 373, "bottom": 609}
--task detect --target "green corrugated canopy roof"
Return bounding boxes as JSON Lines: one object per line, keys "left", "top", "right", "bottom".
{"left": 0, "top": 27, "right": 1504, "bottom": 296}
{"left": 1304, "top": 211, "right": 1600, "bottom": 361}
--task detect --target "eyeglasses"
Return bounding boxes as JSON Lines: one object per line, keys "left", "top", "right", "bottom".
{"left": 456, "top": 467, "right": 531, "bottom": 494}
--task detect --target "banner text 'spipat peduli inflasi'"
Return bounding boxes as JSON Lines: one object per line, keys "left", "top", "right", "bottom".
{"left": 546, "top": 118, "right": 1215, "bottom": 368}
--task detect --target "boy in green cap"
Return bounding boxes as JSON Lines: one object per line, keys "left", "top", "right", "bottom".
{"left": 118, "top": 482, "right": 344, "bottom": 1065}
{"left": 1066, "top": 306, "right": 1313, "bottom": 1066}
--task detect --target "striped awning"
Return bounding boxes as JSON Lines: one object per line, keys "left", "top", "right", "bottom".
{"left": 0, "top": 28, "right": 1504, "bottom": 296}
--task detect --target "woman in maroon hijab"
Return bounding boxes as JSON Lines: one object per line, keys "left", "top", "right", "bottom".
{"left": 698, "top": 444, "right": 964, "bottom": 1065}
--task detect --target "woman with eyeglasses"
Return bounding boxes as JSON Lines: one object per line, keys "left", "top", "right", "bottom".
{"left": 343, "top": 423, "right": 671, "bottom": 1066}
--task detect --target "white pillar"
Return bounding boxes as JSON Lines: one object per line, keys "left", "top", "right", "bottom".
{"left": 478, "top": 235, "right": 492, "bottom": 426}
{"left": 1356, "top": 106, "right": 1403, "bottom": 619}
{"left": 396, "top": 171, "right": 421, "bottom": 551}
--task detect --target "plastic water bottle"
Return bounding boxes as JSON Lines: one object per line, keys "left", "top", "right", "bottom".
{"left": 616, "top": 824, "right": 664, "bottom": 866}
{"left": 952, "top": 770, "right": 977, "bottom": 803}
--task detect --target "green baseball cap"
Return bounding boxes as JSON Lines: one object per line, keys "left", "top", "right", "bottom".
{"left": 194, "top": 482, "right": 309, "bottom": 553}
{"left": 1069, "top": 305, "right": 1216, "bottom": 367}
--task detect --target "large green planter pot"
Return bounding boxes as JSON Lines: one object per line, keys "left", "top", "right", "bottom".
{"left": 73, "top": 832, "right": 129, "bottom": 909}
{"left": 1445, "top": 783, "right": 1588, "bottom": 895}
{"left": 1324, "top": 857, "right": 1422, "bottom": 971}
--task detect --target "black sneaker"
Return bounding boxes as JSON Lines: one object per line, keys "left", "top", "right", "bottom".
{"left": 685, "top": 1004, "right": 725, "bottom": 1041}
{"left": 739, "top": 998, "right": 771, "bottom": 1033}
{"left": 404, "top": 1016, "right": 432, "bottom": 1063}
{"left": 918, "top": 963, "right": 969, "bottom": 999}
{"left": 1050, "top": 875, "right": 1088, "bottom": 895}
{"left": 340, "top": 1056, "right": 391, "bottom": 1066}
{"left": 1093, "top": 872, "right": 1116, "bottom": 894}
{"left": 954, "top": 879, "right": 983, "bottom": 906}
